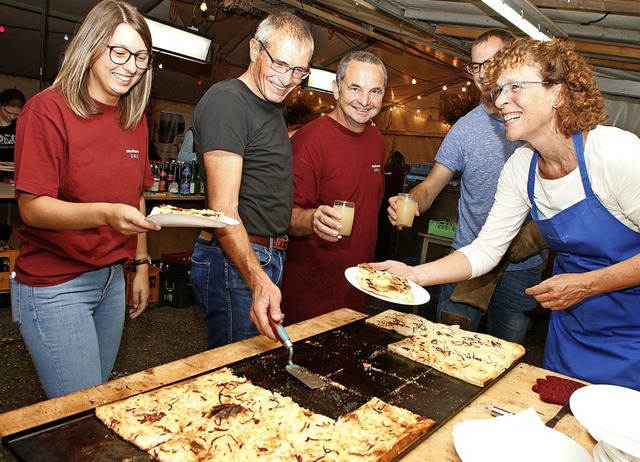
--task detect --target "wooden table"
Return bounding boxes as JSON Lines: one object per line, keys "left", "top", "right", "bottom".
{"left": 0, "top": 183, "right": 15, "bottom": 200}
{"left": 0, "top": 183, "right": 21, "bottom": 250}
{"left": 418, "top": 232, "right": 453, "bottom": 264}
{"left": 0, "top": 309, "right": 596, "bottom": 460}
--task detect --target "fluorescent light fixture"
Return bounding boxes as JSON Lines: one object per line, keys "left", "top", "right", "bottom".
{"left": 302, "top": 67, "right": 336, "bottom": 94}
{"left": 144, "top": 17, "right": 213, "bottom": 63}
{"left": 481, "top": 0, "right": 550, "bottom": 41}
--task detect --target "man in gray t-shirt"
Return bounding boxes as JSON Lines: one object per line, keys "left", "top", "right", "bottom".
{"left": 388, "top": 29, "right": 545, "bottom": 344}
{"left": 190, "top": 12, "right": 314, "bottom": 348}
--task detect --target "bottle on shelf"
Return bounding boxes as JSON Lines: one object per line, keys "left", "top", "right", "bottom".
{"left": 167, "top": 160, "right": 179, "bottom": 194}
{"left": 189, "top": 161, "right": 198, "bottom": 195}
{"left": 158, "top": 161, "right": 167, "bottom": 192}
{"left": 180, "top": 162, "right": 191, "bottom": 195}
{"left": 150, "top": 162, "right": 160, "bottom": 192}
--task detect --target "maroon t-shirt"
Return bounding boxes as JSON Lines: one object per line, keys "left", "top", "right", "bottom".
{"left": 281, "top": 116, "right": 385, "bottom": 324}
{"left": 14, "top": 88, "right": 153, "bottom": 286}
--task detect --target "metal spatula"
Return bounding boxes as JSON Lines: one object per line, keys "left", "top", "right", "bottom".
{"left": 273, "top": 323, "right": 326, "bottom": 389}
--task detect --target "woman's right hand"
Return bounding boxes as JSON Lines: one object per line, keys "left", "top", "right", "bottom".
{"left": 106, "top": 203, "right": 161, "bottom": 235}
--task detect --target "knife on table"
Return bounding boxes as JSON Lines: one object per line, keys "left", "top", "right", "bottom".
{"left": 544, "top": 401, "right": 571, "bottom": 428}
{"left": 487, "top": 403, "right": 571, "bottom": 428}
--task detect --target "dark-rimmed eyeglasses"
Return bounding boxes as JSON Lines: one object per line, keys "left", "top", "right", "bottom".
{"left": 465, "top": 60, "right": 490, "bottom": 75}
{"left": 105, "top": 45, "right": 153, "bottom": 70}
{"left": 490, "top": 81, "right": 550, "bottom": 102}
{"left": 257, "top": 40, "right": 310, "bottom": 80}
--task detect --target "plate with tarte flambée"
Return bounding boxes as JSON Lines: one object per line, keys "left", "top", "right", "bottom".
{"left": 345, "top": 263, "right": 430, "bottom": 306}
{"left": 146, "top": 204, "right": 239, "bottom": 228}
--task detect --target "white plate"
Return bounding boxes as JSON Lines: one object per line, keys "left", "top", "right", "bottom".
{"left": 593, "top": 442, "right": 610, "bottom": 462}
{"left": 570, "top": 384, "right": 640, "bottom": 458}
{"left": 0, "top": 164, "right": 14, "bottom": 172}
{"left": 146, "top": 212, "right": 239, "bottom": 228}
{"left": 344, "top": 266, "right": 430, "bottom": 306}
{"left": 596, "top": 441, "right": 640, "bottom": 462}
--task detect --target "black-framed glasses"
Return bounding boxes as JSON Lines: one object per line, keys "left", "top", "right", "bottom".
{"left": 257, "top": 40, "right": 310, "bottom": 80}
{"left": 105, "top": 45, "right": 153, "bottom": 70}
{"left": 465, "top": 60, "right": 490, "bottom": 75}
{"left": 490, "top": 81, "right": 550, "bottom": 102}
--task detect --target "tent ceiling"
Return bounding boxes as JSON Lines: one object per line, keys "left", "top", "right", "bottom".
{"left": 1, "top": 0, "right": 639, "bottom": 107}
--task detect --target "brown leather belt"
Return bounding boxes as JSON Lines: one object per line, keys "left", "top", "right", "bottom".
{"left": 199, "top": 230, "right": 288, "bottom": 251}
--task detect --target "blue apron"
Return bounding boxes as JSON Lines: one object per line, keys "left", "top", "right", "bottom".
{"left": 527, "top": 132, "right": 640, "bottom": 390}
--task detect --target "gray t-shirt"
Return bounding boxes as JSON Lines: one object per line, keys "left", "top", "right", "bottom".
{"left": 435, "top": 104, "right": 544, "bottom": 271}
{"left": 193, "top": 79, "right": 293, "bottom": 236}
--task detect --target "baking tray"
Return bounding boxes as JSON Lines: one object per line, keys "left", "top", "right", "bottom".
{"left": 2, "top": 316, "right": 520, "bottom": 461}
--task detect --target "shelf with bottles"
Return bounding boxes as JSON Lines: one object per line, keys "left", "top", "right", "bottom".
{"left": 147, "top": 159, "right": 204, "bottom": 198}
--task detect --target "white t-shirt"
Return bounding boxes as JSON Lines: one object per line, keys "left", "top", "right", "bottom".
{"left": 459, "top": 125, "right": 640, "bottom": 277}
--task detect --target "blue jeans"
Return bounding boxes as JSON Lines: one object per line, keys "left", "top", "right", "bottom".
{"left": 11, "top": 264, "right": 126, "bottom": 399}
{"left": 436, "top": 264, "right": 544, "bottom": 344}
{"left": 190, "top": 237, "right": 286, "bottom": 349}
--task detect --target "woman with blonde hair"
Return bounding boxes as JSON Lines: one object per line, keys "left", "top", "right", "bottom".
{"left": 373, "top": 38, "right": 640, "bottom": 390}
{"left": 12, "top": 0, "right": 160, "bottom": 398}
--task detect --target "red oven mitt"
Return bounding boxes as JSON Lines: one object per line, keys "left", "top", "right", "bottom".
{"left": 532, "top": 375, "right": 586, "bottom": 405}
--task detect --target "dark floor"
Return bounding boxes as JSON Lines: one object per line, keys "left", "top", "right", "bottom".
{"left": 0, "top": 290, "right": 549, "bottom": 461}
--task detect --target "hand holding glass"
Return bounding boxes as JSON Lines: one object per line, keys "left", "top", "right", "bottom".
{"left": 333, "top": 200, "right": 355, "bottom": 239}
{"left": 396, "top": 193, "right": 418, "bottom": 227}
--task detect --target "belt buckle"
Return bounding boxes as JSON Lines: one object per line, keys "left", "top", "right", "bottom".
{"left": 274, "top": 235, "right": 289, "bottom": 250}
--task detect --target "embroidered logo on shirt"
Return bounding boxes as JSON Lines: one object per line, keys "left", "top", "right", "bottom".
{"left": 127, "top": 148, "right": 140, "bottom": 159}
{"left": 372, "top": 163, "right": 381, "bottom": 173}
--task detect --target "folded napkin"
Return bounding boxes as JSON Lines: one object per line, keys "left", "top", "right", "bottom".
{"left": 452, "top": 408, "right": 591, "bottom": 462}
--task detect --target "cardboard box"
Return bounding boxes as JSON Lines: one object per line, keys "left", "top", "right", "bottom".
{"left": 0, "top": 248, "right": 18, "bottom": 292}
{"left": 125, "top": 264, "right": 161, "bottom": 306}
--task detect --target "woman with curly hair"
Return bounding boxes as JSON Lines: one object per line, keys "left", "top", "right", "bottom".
{"left": 371, "top": 38, "right": 640, "bottom": 390}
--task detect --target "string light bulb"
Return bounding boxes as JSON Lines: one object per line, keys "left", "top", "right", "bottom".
{"left": 0, "top": 25, "right": 5, "bottom": 34}
{"left": 442, "top": 85, "right": 448, "bottom": 91}
{"left": 200, "top": 1, "right": 208, "bottom": 12}
{"left": 63, "top": 33, "right": 69, "bottom": 41}
{"left": 411, "top": 76, "right": 417, "bottom": 85}
{"left": 417, "top": 95, "right": 421, "bottom": 100}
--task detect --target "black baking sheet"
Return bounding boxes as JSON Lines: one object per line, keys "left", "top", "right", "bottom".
{"left": 2, "top": 316, "right": 519, "bottom": 461}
